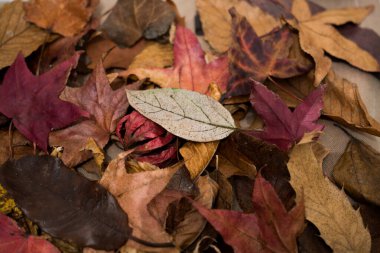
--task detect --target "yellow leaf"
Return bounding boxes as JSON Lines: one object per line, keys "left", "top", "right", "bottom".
{"left": 0, "top": 0, "right": 48, "bottom": 69}
{"left": 196, "top": 0, "right": 280, "bottom": 53}
{"left": 83, "top": 138, "right": 105, "bottom": 169}
{"left": 288, "top": 0, "right": 379, "bottom": 85}
{"left": 129, "top": 42, "right": 173, "bottom": 69}
{"left": 0, "top": 184, "right": 22, "bottom": 217}
{"left": 288, "top": 143, "right": 371, "bottom": 253}
{"left": 180, "top": 141, "right": 219, "bottom": 179}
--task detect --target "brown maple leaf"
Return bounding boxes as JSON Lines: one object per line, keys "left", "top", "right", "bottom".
{"left": 24, "top": 0, "right": 98, "bottom": 37}
{"left": 49, "top": 62, "right": 131, "bottom": 167}
{"left": 121, "top": 26, "right": 229, "bottom": 94}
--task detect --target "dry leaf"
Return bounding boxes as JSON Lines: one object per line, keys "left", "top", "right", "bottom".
{"left": 86, "top": 36, "right": 148, "bottom": 69}
{"left": 288, "top": 142, "right": 371, "bottom": 253}
{"left": 333, "top": 138, "right": 380, "bottom": 206}
{"left": 288, "top": 0, "right": 379, "bottom": 85}
{"left": 180, "top": 141, "right": 219, "bottom": 179}
{"left": 101, "top": 0, "right": 175, "bottom": 47}
{"left": 127, "top": 89, "right": 236, "bottom": 142}
{"left": 0, "top": 0, "right": 48, "bottom": 69}
{"left": 227, "top": 10, "right": 310, "bottom": 97}
{"left": 173, "top": 175, "right": 218, "bottom": 249}
{"left": 100, "top": 156, "right": 181, "bottom": 251}
{"left": 83, "top": 138, "right": 105, "bottom": 169}
{"left": 129, "top": 43, "right": 173, "bottom": 69}
{"left": 24, "top": 0, "right": 97, "bottom": 37}
{"left": 122, "top": 26, "right": 229, "bottom": 95}
{"left": 0, "top": 130, "right": 34, "bottom": 166}
{"left": 268, "top": 70, "right": 380, "bottom": 136}
{"left": 196, "top": 0, "right": 280, "bottom": 53}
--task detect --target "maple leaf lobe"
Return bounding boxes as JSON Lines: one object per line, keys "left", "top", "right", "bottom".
{"left": 0, "top": 53, "right": 88, "bottom": 151}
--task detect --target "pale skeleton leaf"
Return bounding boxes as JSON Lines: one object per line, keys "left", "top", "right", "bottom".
{"left": 127, "top": 89, "right": 236, "bottom": 142}
{"left": 288, "top": 142, "right": 371, "bottom": 253}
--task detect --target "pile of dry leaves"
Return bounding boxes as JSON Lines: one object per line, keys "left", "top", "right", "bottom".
{"left": 0, "top": 0, "right": 380, "bottom": 252}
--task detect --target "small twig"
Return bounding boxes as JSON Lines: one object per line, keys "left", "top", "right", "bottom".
{"left": 33, "top": 143, "right": 37, "bottom": 155}
{"left": 8, "top": 121, "right": 14, "bottom": 160}
{"left": 267, "top": 76, "right": 304, "bottom": 103}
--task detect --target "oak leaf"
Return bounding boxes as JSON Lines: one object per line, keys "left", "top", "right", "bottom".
{"left": 288, "top": 0, "right": 380, "bottom": 85}
{"left": 127, "top": 88, "right": 236, "bottom": 142}
{"left": 0, "top": 0, "right": 48, "bottom": 69}
{"left": 49, "top": 62, "right": 130, "bottom": 167}
{"left": 192, "top": 173, "right": 305, "bottom": 253}
{"left": 0, "top": 213, "right": 60, "bottom": 253}
{"left": 227, "top": 9, "right": 310, "bottom": 97}
{"left": 288, "top": 143, "right": 371, "bottom": 253}
{"left": 0, "top": 53, "right": 87, "bottom": 151}
{"left": 333, "top": 138, "right": 380, "bottom": 206}
{"left": 24, "top": 0, "right": 98, "bottom": 37}
{"left": 121, "top": 26, "right": 229, "bottom": 94}
{"left": 249, "top": 80, "right": 324, "bottom": 151}
{"left": 101, "top": 0, "right": 175, "bottom": 47}
{"left": 196, "top": 0, "right": 280, "bottom": 53}
{"left": 0, "top": 155, "right": 132, "bottom": 250}
{"left": 100, "top": 152, "right": 181, "bottom": 251}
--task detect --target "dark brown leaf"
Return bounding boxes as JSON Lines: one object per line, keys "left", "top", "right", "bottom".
{"left": 0, "top": 155, "right": 131, "bottom": 250}
{"left": 101, "top": 0, "right": 175, "bottom": 47}
{"left": 333, "top": 138, "right": 380, "bottom": 206}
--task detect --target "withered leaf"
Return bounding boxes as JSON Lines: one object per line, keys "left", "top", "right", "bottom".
{"left": 0, "top": 213, "right": 60, "bottom": 253}
{"left": 127, "top": 88, "right": 236, "bottom": 142}
{"left": 180, "top": 141, "right": 219, "bottom": 179}
{"left": 288, "top": 143, "right": 371, "bottom": 253}
{"left": 24, "top": 0, "right": 98, "bottom": 37}
{"left": 227, "top": 9, "right": 310, "bottom": 97}
{"left": 49, "top": 63, "right": 129, "bottom": 167}
{"left": 100, "top": 154, "right": 181, "bottom": 251}
{"left": 86, "top": 36, "right": 148, "bottom": 69}
{"left": 288, "top": 0, "right": 380, "bottom": 85}
{"left": 0, "top": 0, "right": 48, "bottom": 69}
{"left": 122, "top": 26, "right": 229, "bottom": 94}
{"left": 129, "top": 42, "right": 173, "bottom": 69}
{"left": 196, "top": 0, "right": 280, "bottom": 53}
{"left": 249, "top": 80, "right": 324, "bottom": 151}
{"left": 0, "top": 53, "right": 88, "bottom": 151}
{"left": 192, "top": 174, "right": 305, "bottom": 253}
{"left": 268, "top": 70, "right": 380, "bottom": 136}
{"left": 101, "top": 0, "right": 175, "bottom": 47}
{"left": 0, "top": 130, "right": 34, "bottom": 166}
{"left": 333, "top": 138, "right": 380, "bottom": 206}
{"left": 0, "top": 155, "right": 132, "bottom": 250}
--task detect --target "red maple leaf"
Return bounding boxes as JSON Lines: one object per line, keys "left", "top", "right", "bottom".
{"left": 0, "top": 53, "right": 88, "bottom": 151}
{"left": 249, "top": 80, "right": 324, "bottom": 151}
{"left": 0, "top": 213, "right": 60, "bottom": 253}
{"left": 192, "top": 174, "right": 305, "bottom": 253}
{"left": 121, "top": 26, "right": 229, "bottom": 94}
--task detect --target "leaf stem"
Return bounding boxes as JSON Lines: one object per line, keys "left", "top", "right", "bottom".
{"left": 8, "top": 121, "right": 14, "bottom": 160}
{"left": 33, "top": 142, "right": 37, "bottom": 155}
